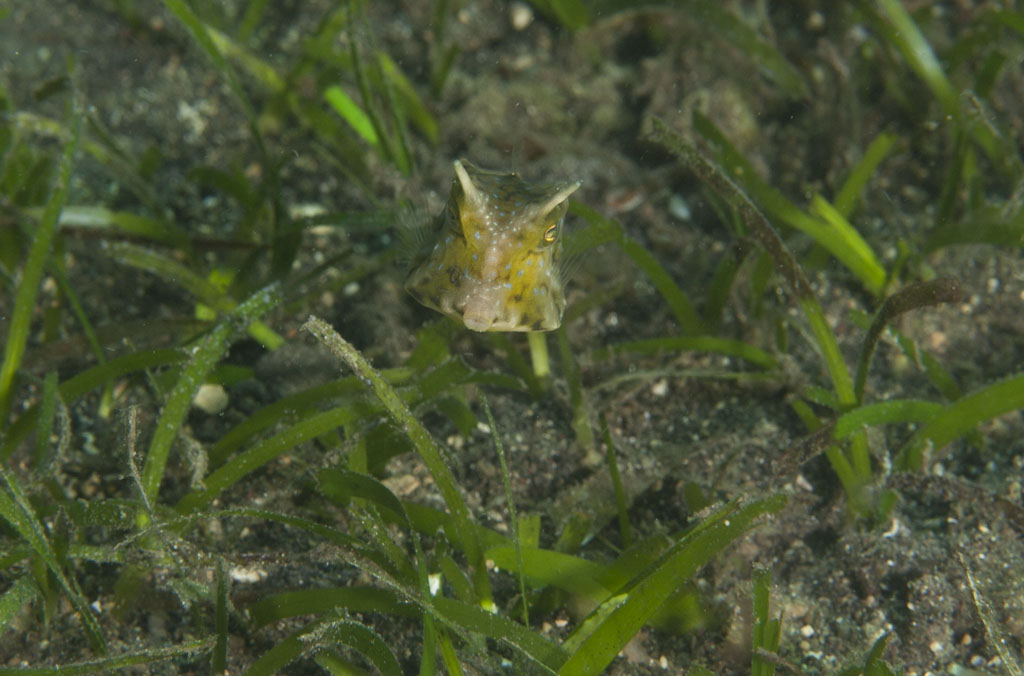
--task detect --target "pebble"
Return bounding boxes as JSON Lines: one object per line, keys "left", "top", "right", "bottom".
{"left": 193, "top": 383, "right": 228, "bottom": 414}
{"left": 510, "top": 2, "right": 534, "bottom": 30}
{"left": 230, "top": 566, "right": 268, "bottom": 583}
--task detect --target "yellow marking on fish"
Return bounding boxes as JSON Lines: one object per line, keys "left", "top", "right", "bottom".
{"left": 405, "top": 159, "right": 581, "bottom": 332}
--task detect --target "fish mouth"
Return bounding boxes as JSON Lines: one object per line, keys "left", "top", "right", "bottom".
{"left": 407, "top": 270, "right": 564, "bottom": 332}
{"left": 462, "top": 313, "right": 499, "bottom": 332}
{"left": 459, "top": 297, "right": 509, "bottom": 332}
{"left": 460, "top": 303, "right": 561, "bottom": 332}
{"left": 462, "top": 314, "right": 549, "bottom": 332}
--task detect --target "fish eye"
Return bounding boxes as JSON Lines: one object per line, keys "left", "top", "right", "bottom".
{"left": 543, "top": 223, "right": 558, "bottom": 243}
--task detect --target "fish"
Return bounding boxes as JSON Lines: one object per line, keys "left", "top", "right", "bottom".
{"left": 404, "top": 159, "right": 581, "bottom": 332}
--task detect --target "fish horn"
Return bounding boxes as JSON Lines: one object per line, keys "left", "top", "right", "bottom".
{"left": 454, "top": 159, "right": 483, "bottom": 208}
{"left": 538, "top": 180, "right": 582, "bottom": 216}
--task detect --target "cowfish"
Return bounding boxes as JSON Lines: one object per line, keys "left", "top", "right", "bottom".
{"left": 405, "top": 159, "right": 581, "bottom": 332}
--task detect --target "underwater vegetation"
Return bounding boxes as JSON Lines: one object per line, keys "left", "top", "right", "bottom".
{"left": 1, "top": 0, "right": 1023, "bottom": 674}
